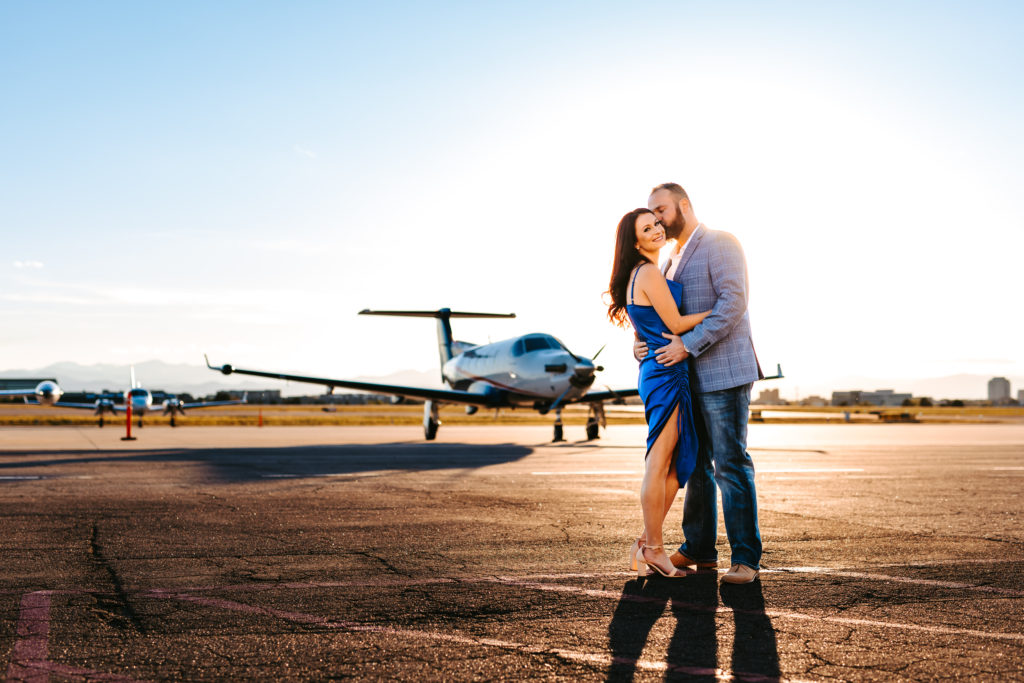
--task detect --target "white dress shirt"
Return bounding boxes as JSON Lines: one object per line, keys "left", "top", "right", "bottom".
{"left": 663, "top": 223, "right": 701, "bottom": 281}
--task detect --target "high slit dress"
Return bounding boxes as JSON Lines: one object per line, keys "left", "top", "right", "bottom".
{"left": 625, "top": 268, "right": 699, "bottom": 486}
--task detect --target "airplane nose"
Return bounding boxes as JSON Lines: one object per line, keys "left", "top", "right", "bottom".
{"left": 569, "top": 360, "right": 597, "bottom": 388}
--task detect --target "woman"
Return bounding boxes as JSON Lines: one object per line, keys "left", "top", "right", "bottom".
{"left": 607, "top": 208, "right": 710, "bottom": 578}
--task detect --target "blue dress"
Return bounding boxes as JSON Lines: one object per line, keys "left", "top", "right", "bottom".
{"left": 625, "top": 269, "right": 699, "bottom": 486}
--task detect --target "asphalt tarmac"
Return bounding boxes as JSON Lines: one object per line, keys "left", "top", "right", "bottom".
{"left": 1, "top": 423, "right": 1022, "bottom": 681}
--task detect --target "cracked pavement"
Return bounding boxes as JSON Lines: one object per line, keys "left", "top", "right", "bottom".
{"left": 0, "top": 424, "right": 1022, "bottom": 681}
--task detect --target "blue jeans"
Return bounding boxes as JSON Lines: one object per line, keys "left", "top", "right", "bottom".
{"left": 678, "top": 383, "right": 761, "bottom": 570}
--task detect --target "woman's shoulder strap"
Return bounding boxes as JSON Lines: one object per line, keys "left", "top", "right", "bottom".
{"left": 628, "top": 263, "right": 652, "bottom": 304}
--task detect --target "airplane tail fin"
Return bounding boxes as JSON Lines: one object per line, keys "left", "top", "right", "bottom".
{"left": 359, "top": 309, "right": 516, "bottom": 369}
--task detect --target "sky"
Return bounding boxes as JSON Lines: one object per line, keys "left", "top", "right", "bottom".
{"left": 2, "top": 1, "right": 1023, "bottom": 399}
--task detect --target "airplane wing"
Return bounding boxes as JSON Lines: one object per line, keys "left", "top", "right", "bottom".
{"left": 52, "top": 401, "right": 107, "bottom": 410}
{"left": 576, "top": 388, "right": 640, "bottom": 404}
{"left": 206, "top": 360, "right": 505, "bottom": 408}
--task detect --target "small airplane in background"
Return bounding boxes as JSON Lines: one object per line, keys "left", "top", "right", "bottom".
{"left": 207, "top": 308, "right": 783, "bottom": 443}
{"left": 30, "top": 367, "right": 246, "bottom": 427}
{"left": 0, "top": 379, "right": 64, "bottom": 406}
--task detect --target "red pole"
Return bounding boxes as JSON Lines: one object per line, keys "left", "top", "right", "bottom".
{"left": 121, "top": 397, "right": 136, "bottom": 441}
{"left": 258, "top": 407, "right": 263, "bottom": 427}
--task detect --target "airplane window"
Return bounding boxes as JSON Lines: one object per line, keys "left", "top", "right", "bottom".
{"left": 512, "top": 340, "right": 526, "bottom": 357}
{"left": 523, "top": 336, "right": 553, "bottom": 353}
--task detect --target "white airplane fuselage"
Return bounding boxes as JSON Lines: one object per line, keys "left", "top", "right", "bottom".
{"left": 124, "top": 387, "right": 153, "bottom": 415}
{"left": 442, "top": 334, "right": 596, "bottom": 407}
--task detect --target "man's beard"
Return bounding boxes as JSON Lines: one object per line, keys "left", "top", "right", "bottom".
{"left": 664, "top": 213, "right": 686, "bottom": 240}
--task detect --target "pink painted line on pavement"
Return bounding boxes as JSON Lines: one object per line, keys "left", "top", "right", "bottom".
{"left": 5, "top": 590, "right": 145, "bottom": 683}
{"left": 160, "top": 592, "right": 798, "bottom": 682}
{"left": 5, "top": 590, "right": 51, "bottom": 683}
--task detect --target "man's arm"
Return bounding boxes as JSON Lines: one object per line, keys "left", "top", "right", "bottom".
{"left": 653, "top": 333, "right": 689, "bottom": 366}
{"left": 678, "top": 232, "right": 749, "bottom": 357}
{"left": 633, "top": 335, "right": 648, "bottom": 362}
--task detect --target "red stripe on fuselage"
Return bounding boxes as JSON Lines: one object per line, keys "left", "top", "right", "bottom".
{"left": 449, "top": 369, "right": 572, "bottom": 401}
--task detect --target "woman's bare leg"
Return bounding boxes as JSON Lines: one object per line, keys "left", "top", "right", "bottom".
{"left": 636, "top": 467, "right": 678, "bottom": 544}
{"left": 639, "top": 404, "right": 680, "bottom": 573}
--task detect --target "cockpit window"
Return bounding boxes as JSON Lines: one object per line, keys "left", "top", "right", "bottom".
{"left": 512, "top": 335, "right": 562, "bottom": 356}
{"left": 523, "top": 337, "right": 546, "bottom": 353}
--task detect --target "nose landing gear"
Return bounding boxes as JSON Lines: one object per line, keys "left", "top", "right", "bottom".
{"left": 552, "top": 408, "right": 565, "bottom": 443}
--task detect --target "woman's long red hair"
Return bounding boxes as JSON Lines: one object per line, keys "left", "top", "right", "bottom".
{"left": 606, "top": 208, "right": 655, "bottom": 328}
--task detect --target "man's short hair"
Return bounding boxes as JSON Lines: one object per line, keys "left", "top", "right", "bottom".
{"left": 650, "top": 182, "right": 689, "bottom": 202}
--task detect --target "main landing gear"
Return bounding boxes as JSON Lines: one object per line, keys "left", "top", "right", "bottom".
{"left": 551, "top": 403, "right": 606, "bottom": 443}
{"left": 424, "top": 400, "right": 440, "bottom": 441}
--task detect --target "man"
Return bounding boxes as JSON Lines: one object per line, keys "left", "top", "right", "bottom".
{"left": 634, "top": 182, "right": 763, "bottom": 584}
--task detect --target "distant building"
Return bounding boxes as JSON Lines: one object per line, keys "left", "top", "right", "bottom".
{"left": 1019, "top": 389, "right": 1024, "bottom": 405}
{"left": 988, "top": 377, "right": 1011, "bottom": 405}
{"left": 831, "top": 389, "right": 912, "bottom": 407}
{"left": 231, "top": 389, "right": 281, "bottom": 404}
{"left": 799, "top": 395, "right": 828, "bottom": 407}
{"left": 753, "top": 388, "right": 786, "bottom": 405}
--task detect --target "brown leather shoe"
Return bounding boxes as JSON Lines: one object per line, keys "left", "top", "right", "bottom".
{"left": 670, "top": 550, "right": 718, "bottom": 570}
{"left": 720, "top": 564, "right": 760, "bottom": 584}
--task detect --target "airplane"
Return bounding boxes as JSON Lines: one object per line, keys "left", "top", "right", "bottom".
{"left": 0, "top": 379, "right": 64, "bottom": 406}
{"left": 29, "top": 367, "right": 246, "bottom": 427}
{"left": 206, "top": 308, "right": 781, "bottom": 442}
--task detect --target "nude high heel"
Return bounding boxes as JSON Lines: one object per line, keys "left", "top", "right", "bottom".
{"left": 629, "top": 535, "right": 645, "bottom": 571}
{"left": 637, "top": 544, "right": 689, "bottom": 579}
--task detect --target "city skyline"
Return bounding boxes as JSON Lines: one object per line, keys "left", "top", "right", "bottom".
{"left": 3, "top": 2, "right": 1023, "bottom": 399}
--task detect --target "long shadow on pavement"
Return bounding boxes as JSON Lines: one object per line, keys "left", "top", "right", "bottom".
{"left": 720, "top": 580, "right": 780, "bottom": 680}
{"left": 0, "top": 442, "right": 535, "bottom": 483}
{"left": 607, "top": 575, "right": 779, "bottom": 682}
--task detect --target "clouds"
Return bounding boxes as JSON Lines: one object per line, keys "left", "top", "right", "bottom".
{"left": 12, "top": 260, "right": 44, "bottom": 269}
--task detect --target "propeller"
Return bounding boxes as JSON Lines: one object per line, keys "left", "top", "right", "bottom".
{"left": 569, "top": 364, "right": 598, "bottom": 389}
{"left": 545, "top": 385, "right": 574, "bottom": 415}
{"left": 162, "top": 398, "right": 186, "bottom": 416}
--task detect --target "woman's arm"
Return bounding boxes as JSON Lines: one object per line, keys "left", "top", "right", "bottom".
{"left": 635, "top": 265, "right": 711, "bottom": 334}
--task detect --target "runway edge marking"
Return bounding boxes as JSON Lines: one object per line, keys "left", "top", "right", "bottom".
{"left": 491, "top": 578, "right": 1024, "bottom": 642}
{"left": 775, "top": 567, "right": 1024, "bottom": 596}
{"left": 151, "top": 591, "right": 806, "bottom": 682}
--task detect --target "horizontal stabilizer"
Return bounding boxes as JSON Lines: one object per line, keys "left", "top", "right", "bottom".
{"left": 359, "top": 309, "right": 515, "bottom": 319}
